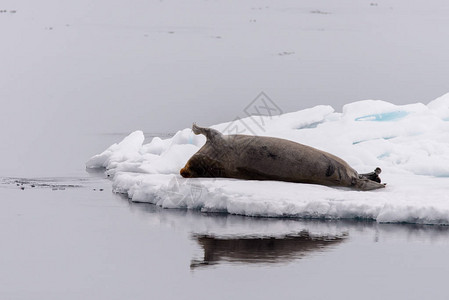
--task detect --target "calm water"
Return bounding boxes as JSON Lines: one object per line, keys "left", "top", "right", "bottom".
{"left": 1, "top": 134, "right": 449, "bottom": 300}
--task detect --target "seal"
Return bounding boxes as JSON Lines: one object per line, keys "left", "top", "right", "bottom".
{"left": 180, "top": 124, "right": 386, "bottom": 191}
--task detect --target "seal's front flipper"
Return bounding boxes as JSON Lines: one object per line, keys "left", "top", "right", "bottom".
{"left": 192, "top": 123, "right": 223, "bottom": 142}
{"left": 360, "top": 167, "right": 382, "bottom": 183}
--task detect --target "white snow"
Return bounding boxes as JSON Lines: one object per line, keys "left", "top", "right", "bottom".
{"left": 87, "top": 94, "right": 449, "bottom": 225}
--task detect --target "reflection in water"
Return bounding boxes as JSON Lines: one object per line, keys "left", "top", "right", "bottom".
{"left": 112, "top": 191, "right": 449, "bottom": 269}
{"left": 190, "top": 231, "right": 346, "bottom": 269}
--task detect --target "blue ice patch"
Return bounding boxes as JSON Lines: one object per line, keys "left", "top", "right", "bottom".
{"left": 352, "top": 136, "right": 396, "bottom": 145}
{"left": 377, "top": 152, "right": 390, "bottom": 159}
{"left": 355, "top": 111, "right": 409, "bottom": 122}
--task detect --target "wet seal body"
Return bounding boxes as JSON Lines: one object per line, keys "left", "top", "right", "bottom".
{"left": 180, "top": 124, "right": 386, "bottom": 191}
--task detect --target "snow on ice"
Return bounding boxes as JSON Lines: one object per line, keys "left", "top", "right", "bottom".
{"left": 86, "top": 94, "right": 449, "bottom": 225}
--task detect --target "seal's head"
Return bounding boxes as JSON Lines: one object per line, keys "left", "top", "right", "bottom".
{"left": 180, "top": 163, "right": 193, "bottom": 178}
{"left": 180, "top": 154, "right": 226, "bottom": 178}
{"left": 180, "top": 156, "right": 209, "bottom": 178}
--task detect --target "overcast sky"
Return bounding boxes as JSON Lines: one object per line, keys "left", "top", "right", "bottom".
{"left": 1, "top": 0, "right": 449, "bottom": 176}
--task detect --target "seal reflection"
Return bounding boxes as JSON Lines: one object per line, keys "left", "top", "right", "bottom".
{"left": 191, "top": 231, "right": 346, "bottom": 269}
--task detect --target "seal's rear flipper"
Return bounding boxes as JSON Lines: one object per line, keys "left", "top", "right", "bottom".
{"left": 360, "top": 167, "right": 382, "bottom": 183}
{"left": 356, "top": 178, "right": 386, "bottom": 191}
{"left": 192, "top": 123, "right": 222, "bottom": 141}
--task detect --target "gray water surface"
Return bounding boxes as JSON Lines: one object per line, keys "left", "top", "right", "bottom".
{"left": 1, "top": 134, "right": 449, "bottom": 300}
